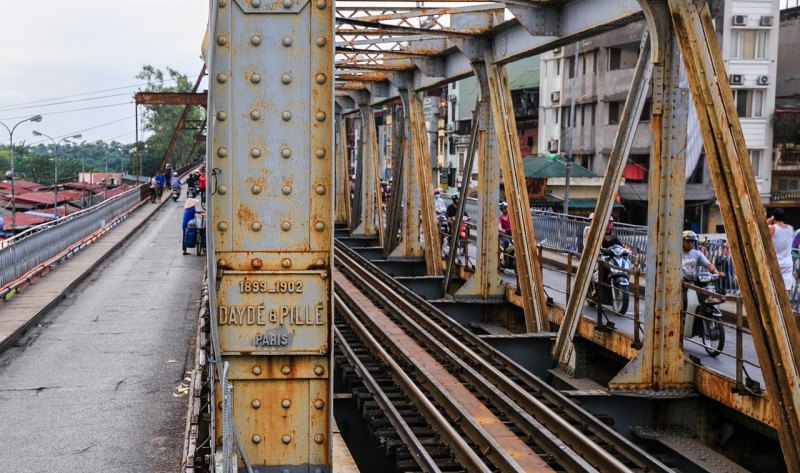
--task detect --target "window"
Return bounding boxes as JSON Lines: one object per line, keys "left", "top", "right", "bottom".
{"left": 575, "top": 154, "right": 593, "bottom": 170}
{"left": 731, "top": 30, "right": 768, "bottom": 59}
{"left": 608, "top": 44, "right": 639, "bottom": 70}
{"left": 608, "top": 101, "right": 622, "bottom": 125}
{"left": 555, "top": 59, "right": 561, "bottom": 76}
{"left": 567, "top": 56, "right": 576, "bottom": 79}
{"left": 554, "top": 108, "right": 559, "bottom": 125}
{"left": 733, "top": 89, "right": 764, "bottom": 118}
{"left": 777, "top": 177, "right": 800, "bottom": 191}
{"left": 750, "top": 149, "right": 762, "bottom": 177}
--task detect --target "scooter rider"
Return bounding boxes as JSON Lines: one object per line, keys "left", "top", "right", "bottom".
{"left": 681, "top": 230, "right": 724, "bottom": 309}
{"left": 498, "top": 202, "right": 512, "bottom": 250}
{"left": 170, "top": 172, "right": 181, "bottom": 190}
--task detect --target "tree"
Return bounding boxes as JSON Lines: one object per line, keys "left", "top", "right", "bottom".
{"left": 136, "top": 65, "right": 206, "bottom": 175}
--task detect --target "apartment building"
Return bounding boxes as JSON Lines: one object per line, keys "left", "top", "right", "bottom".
{"left": 539, "top": 0, "right": 778, "bottom": 229}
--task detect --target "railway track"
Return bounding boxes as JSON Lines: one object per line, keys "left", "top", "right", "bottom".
{"left": 333, "top": 240, "right": 672, "bottom": 472}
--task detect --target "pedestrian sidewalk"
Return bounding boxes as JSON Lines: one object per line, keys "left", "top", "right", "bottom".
{"left": 0, "top": 192, "right": 168, "bottom": 353}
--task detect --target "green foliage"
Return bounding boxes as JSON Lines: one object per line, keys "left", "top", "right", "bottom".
{"left": 136, "top": 65, "right": 206, "bottom": 175}
{"left": 771, "top": 112, "right": 800, "bottom": 145}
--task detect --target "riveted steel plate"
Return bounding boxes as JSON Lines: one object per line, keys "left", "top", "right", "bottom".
{"left": 217, "top": 271, "right": 328, "bottom": 354}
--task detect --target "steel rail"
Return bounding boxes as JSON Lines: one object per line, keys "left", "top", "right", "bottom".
{"left": 336, "top": 247, "right": 619, "bottom": 472}
{"left": 335, "top": 240, "right": 674, "bottom": 472}
{"left": 333, "top": 323, "right": 443, "bottom": 473}
{"left": 334, "top": 279, "right": 548, "bottom": 472}
{"left": 334, "top": 294, "right": 492, "bottom": 473}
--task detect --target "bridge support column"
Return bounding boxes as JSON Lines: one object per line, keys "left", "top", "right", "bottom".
{"left": 352, "top": 94, "right": 383, "bottom": 242}
{"left": 483, "top": 45, "right": 547, "bottom": 332}
{"left": 662, "top": 0, "right": 800, "bottom": 467}
{"left": 609, "top": 2, "right": 693, "bottom": 389}
{"left": 454, "top": 50, "right": 504, "bottom": 299}
{"left": 335, "top": 111, "right": 351, "bottom": 225}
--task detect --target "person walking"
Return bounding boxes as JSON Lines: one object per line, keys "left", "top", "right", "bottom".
{"left": 198, "top": 170, "right": 206, "bottom": 203}
{"left": 768, "top": 208, "right": 795, "bottom": 293}
{"left": 148, "top": 175, "right": 157, "bottom": 203}
{"left": 155, "top": 172, "right": 166, "bottom": 200}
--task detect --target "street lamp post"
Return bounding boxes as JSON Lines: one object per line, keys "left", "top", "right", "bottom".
{"left": 32, "top": 131, "right": 81, "bottom": 218}
{"left": 0, "top": 115, "right": 42, "bottom": 230}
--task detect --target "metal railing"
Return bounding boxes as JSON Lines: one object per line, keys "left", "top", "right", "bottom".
{"left": 0, "top": 185, "right": 147, "bottom": 290}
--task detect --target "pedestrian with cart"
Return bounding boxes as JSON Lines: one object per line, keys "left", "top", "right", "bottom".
{"left": 182, "top": 198, "right": 199, "bottom": 255}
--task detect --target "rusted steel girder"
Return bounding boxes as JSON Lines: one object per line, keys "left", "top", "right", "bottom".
{"left": 388, "top": 93, "right": 423, "bottom": 259}
{"left": 352, "top": 99, "right": 384, "bottom": 242}
{"left": 483, "top": 45, "right": 547, "bottom": 332}
{"left": 336, "top": 17, "right": 481, "bottom": 37}
{"left": 335, "top": 114, "right": 351, "bottom": 225}
{"left": 384, "top": 105, "right": 409, "bottom": 257}
{"left": 406, "top": 89, "right": 442, "bottom": 274}
{"left": 134, "top": 91, "right": 208, "bottom": 106}
{"left": 661, "top": 1, "right": 800, "bottom": 467}
{"left": 554, "top": 33, "right": 653, "bottom": 368}
{"left": 610, "top": 4, "right": 693, "bottom": 389}
{"left": 454, "top": 54, "right": 504, "bottom": 299}
{"left": 153, "top": 64, "right": 206, "bottom": 173}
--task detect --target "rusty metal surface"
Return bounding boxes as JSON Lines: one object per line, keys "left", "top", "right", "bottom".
{"left": 134, "top": 91, "right": 208, "bottom": 106}
{"left": 406, "top": 89, "right": 441, "bottom": 275}
{"left": 335, "top": 116, "right": 351, "bottom": 224}
{"left": 351, "top": 99, "right": 383, "bottom": 241}
{"left": 153, "top": 65, "right": 206, "bottom": 174}
{"left": 554, "top": 33, "right": 652, "bottom": 369}
{"left": 659, "top": 1, "right": 800, "bottom": 468}
{"left": 454, "top": 49, "right": 504, "bottom": 299}
{"left": 207, "top": 0, "right": 333, "bottom": 469}
{"left": 484, "top": 44, "right": 547, "bottom": 332}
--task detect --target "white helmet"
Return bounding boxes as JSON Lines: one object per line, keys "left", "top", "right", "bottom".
{"left": 173, "top": 172, "right": 179, "bottom": 177}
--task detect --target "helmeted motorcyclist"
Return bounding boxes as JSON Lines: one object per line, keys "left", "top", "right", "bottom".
{"left": 170, "top": 172, "right": 181, "bottom": 190}
{"left": 681, "top": 230, "right": 721, "bottom": 279}
{"left": 498, "top": 201, "right": 512, "bottom": 250}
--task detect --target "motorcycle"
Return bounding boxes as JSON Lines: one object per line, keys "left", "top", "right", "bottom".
{"left": 440, "top": 214, "right": 469, "bottom": 255}
{"left": 171, "top": 186, "right": 181, "bottom": 202}
{"left": 683, "top": 271, "right": 725, "bottom": 356}
{"left": 187, "top": 184, "right": 199, "bottom": 199}
{"left": 589, "top": 244, "right": 632, "bottom": 315}
{"left": 499, "top": 231, "right": 515, "bottom": 270}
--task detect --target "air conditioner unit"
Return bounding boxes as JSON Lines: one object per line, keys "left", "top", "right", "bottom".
{"left": 729, "top": 74, "right": 743, "bottom": 85}
{"left": 551, "top": 91, "right": 561, "bottom": 103}
{"left": 732, "top": 15, "right": 747, "bottom": 26}
{"left": 548, "top": 139, "right": 559, "bottom": 153}
{"left": 445, "top": 123, "right": 454, "bottom": 132}
{"left": 760, "top": 15, "right": 774, "bottom": 26}
{"left": 757, "top": 75, "right": 770, "bottom": 85}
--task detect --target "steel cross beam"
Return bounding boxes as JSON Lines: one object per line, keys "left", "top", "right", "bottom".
{"left": 554, "top": 33, "right": 653, "bottom": 370}
{"left": 654, "top": 0, "right": 800, "bottom": 467}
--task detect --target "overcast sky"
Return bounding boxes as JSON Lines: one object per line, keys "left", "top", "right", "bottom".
{"left": 0, "top": 0, "right": 209, "bottom": 147}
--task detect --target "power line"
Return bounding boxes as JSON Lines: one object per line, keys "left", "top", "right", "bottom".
{"left": 26, "top": 116, "right": 136, "bottom": 146}
{"left": 0, "top": 75, "right": 200, "bottom": 110}
{"left": 0, "top": 101, "right": 133, "bottom": 121}
{"left": 0, "top": 92, "right": 134, "bottom": 112}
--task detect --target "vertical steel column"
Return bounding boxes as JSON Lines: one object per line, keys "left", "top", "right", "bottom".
{"left": 483, "top": 45, "right": 547, "bottom": 332}
{"left": 554, "top": 34, "right": 653, "bottom": 370}
{"left": 663, "top": 1, "right": 800, "bottom": 467}
{"left": 206, "top": 0, "right": 333, "bottom": 470}
{"left": 350, "top": 114, "right": 364, "bottom": 232}
{"left": 390, "top": 91, "right": 424, "bottom": 259}
{"left": 407, "top": 89, "right": 443, "bottom": 275}
{"left": 335, "top": 113, "right": 351, "bottom": 225}
{"left": 385, "top": 104, "right": 410, "bottom": 257}
{"left": 352, "top": 98, "right": 383, "bottom": 242}
{"left": 609, "top": 4, "right": 693, "bottom": 389}
{"left": 455, "top": 59, "right": 504, "bottom": 299}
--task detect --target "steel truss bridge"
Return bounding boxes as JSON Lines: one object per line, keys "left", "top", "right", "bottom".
{"left": 200, "top": 0, "right": 800, "bottom": 471}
